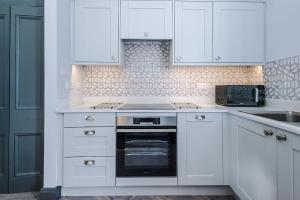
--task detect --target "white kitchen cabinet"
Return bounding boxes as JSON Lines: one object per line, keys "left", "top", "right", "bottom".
{"left": 64, "top": 113, "right": 116, "bottom": 127}
{"left": 64, "top": 127, "right": 116, "bottom": 157}
{"left": 177, "top": 113, "right": 223, "bottom": 185}
{"left": 174, "top": 1, "right": 212, "bottom": 64}
{"left": 213, "top": 2, "right": 265, "bottom": 63}
{"left": 121, "top": 0, "right": 172, "bottom": 39}
{"left": 63, "top": 157, "right": 116, "bottom": 187}
{"left": 72, "top": 0, "right": 119, "bottom": 64}
{"left": 232, "top": 117, "right": 277, "bottom": 200}
{"left": 277, "top": 130, "right": 300, "bottom": 200}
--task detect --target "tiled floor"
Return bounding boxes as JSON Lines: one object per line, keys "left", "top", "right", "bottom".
{"left": 0, "top": 193, "right": 235, "bottom": 200}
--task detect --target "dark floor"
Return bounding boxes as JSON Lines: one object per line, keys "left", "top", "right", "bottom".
{"left": 0, "top": 193, "right": 236, "bottom": 200}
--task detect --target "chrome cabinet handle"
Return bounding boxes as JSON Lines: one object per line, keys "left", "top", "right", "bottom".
{"left": 195, "top": 115, "right": 206, "bottom": 120}
{"left": 215, "top": 56, "right": 221, "bottom": 61}
{"left": 84, "top": 115, "right": 95, "bottom": 121}
{"left": 84, "top": 160, "right": 95, "bottom": 166}
{"left": 84, "top": 130, "right": 95, "bottom": 136}
{"left": 276, "top": 134, "right": 287, "bottom": 141}
{"left": 144, "top": 32, "right": 149, "bottom": 38}
{"left": 176, "top": 56, "right": 182, "bottom": 62}
{"left": 264, "top": 129, "right": 274, "bottom": 136}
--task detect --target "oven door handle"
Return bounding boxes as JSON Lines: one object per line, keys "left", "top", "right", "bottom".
{"left": 117, "top": 129, "right": 177, "bottom": 133}
{"left": 125, "top": 152, "right": 168, "bottom": 156}
{"left": 125, "top": 139, "right": 168, "bottom": 144}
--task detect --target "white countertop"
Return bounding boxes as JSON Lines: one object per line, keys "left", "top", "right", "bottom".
{"left": 57, "top": 102, "right": 300, "bottom": 135}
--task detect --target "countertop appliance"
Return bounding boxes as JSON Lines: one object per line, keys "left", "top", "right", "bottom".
{"left": 215, "top": 85, "right": 265, "bottom": 107}
{"left": 90, "top": 103, "right": 122, "bottom": 110}
{"left": 117, "top": 103, "right": 176, "bottom": 110}
{"left": 116, "top": 114, "right": 177, "bottom": 177}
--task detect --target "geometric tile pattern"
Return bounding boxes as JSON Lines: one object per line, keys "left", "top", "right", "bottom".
{"left": 81, "top": 40, "right": 264, "bottom": 97}
{"left": 264, "top": 55, "right": 300, "bottom": 100}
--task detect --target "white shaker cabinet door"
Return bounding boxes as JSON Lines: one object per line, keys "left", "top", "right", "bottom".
{"left": 63, "top": 157, "right": 116, "bottom": 187}
{"left": 233, "top": 118, "right": 277, "bottom": 200}
{"left": 178, "top": 113, "right": 223, "bottom": 185}
{"left": 174, "top": 1, "right": 212, "bottom": 64}
{"left": 64, "top": 127, "right": 116, "bottom": 157}
{"left": 73, "top": 0, "right": 119, "bottom": 63}
{"left": 277, "top": 130, "right": 300, "bottom": 200}
{"left": 121, "top": 0, "right": 172, "bottom": 39}
{"left": 213, "top": 2, "right": 265, "bottom": 63}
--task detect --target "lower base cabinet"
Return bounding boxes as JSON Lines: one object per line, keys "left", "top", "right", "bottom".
{"left": 277, "top": 130, "right": 300, "bottom": 200}
{"left": 231, "top": 117, "right": 277, "bottom": 200}
{"left": 63, "top": 157, "right": 116, "bottom": 187}
{"left": 177, "top": 113, "right": 223, "bottom": 185}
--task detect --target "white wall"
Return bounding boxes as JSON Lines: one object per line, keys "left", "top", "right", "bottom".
{"left": 266, "top": 0, "right": 300, "bottom": 61}
{"left": 44, "top": 0, "right": 72, "bottom": 188}
{"left": 44, "top": 0, "right": 59, "bottom": 188}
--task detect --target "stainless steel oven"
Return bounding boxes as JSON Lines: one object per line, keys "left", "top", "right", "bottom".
{"left": 116, "top": 114, "right": 177, "bottom": 177}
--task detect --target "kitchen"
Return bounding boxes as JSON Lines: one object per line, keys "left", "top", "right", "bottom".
{"left": 0, "top": 0, "right": 299, "bottom": 200}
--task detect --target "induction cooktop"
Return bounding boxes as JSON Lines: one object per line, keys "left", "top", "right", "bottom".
{"left": 117, "top": 103, "right": 177, "bottom": 110}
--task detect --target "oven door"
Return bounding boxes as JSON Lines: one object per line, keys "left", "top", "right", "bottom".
{"left": 116, "top": 128, "right": 177, "bottom": 177}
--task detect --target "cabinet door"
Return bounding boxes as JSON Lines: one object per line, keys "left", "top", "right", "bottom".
{"left": 174, "top": 1, "right": 212, "bottom": 64}
{"left": 0, "top": 5, "right": 9, "bottom": 193}
{"left": 277, "top": 130, "right": 300, "bottom": 200}
{"left": 63, "top": 157, "right": 116, "bottom": 187}
{"left": 73, "top": 0, "right": 119, "bottom": 63}
{"left": 121, "top": 0, "right": 172, "bottom": 39}
{"left": 178, "top": 113, "right": 223, "bottom": 185}
{"left": 233, "top": 118, "right": 277, "bottom": 200}
{"left": 213, "top": 2, "right": 264, "bottom": 63}
{"left": 64, "top": 127, "right": 116, "bottom": 157}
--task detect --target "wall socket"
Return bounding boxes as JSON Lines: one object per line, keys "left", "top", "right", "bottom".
{"left": 196, "top": 83, "right": 209, "bottom": 89}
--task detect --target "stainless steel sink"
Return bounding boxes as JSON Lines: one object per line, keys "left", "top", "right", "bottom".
{"left": 240, "top": 111, "right": 300, "bottom": 123}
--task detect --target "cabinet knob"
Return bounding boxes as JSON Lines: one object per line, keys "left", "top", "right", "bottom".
{"left": 84, "top": 160, "right": 95, "bottom": 166}
{"left": 84, "top": 130, "right": 95, "bottom": 136}
{"left": 84, "top": 115, "right": 95, "bottom": 121}
{"left": 111, "top": 56, "right": 117, "bottom": 61}
{"left": 195, "top": 115, "right": 205, "bottom": 120}
{"left": 215, "top": 56, "right": 221, "bottom": 61}
{"left": 276, "top": 134, "right": 287, "bottom": 142}
{"left": 144, "top": 32, "right": 149, "bottom": 38}
{"left": 264, "top": 129, "right": 274, "bottom": 136}
{"left": 176, "top": 56, "right": 182, "bottom": 62}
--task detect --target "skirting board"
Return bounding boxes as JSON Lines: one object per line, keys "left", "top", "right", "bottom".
{"left": 61, "top": 186, "right": 233, "bottom": 196}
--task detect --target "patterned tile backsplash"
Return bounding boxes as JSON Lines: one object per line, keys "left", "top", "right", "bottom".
{"left": 264, "top": 55, "right": 300, "bottom": 100}
{"left": 79, "top": 40, "right": 264, "bottom": 97}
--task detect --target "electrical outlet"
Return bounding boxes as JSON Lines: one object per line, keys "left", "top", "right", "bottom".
{"left": 196, "top": 83, "right": 209, "bottom": 89}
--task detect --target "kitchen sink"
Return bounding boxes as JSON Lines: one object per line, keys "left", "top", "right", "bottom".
{"left": 240, "top": 111, "right": 300, "bottom": 123}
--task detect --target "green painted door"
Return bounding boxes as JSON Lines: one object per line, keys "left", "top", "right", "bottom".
{"left": 0, "top": 5, "right": 10, "bottom": 194}
{"left": 9, "top": 6, "right": 44, "bottom": 193}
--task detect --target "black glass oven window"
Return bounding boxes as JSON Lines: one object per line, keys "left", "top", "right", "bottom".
{"left": 124, "top": 133, "right": 169, "bottom": 169}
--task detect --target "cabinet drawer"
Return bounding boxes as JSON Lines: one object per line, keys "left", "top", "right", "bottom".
{"left": 64, "top": 127, "right": 116, "bottom": 157}
{"left": 182, "top": 113, "right": 222, "bottom": 122}
{"left": 63, "top": 157, "right": 115, "bottom": 187}
{"left": 64, "top": 113, "right": 115, "bottom": 127}
{"left": 238, "top": 118, "right": 276, "bottom": 138}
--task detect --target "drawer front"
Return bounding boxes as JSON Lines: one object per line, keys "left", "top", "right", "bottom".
{"left": 181, "top": 113, "right": 222, "bottom": 122}
{"left": 64, "top": 127, "right": 116, "bottom": 157}
{"left": 63, "top": 157, "right": 115, "bottom": 187}
{"left": 64, "top": 113, "right": 116, "bottom": 127}
{"left": 238, "top": 117, "right": 276, "bottom": 138}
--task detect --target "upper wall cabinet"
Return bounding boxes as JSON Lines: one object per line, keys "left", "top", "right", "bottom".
{"left": 174, "top": 1, "right": 213, "bottom": 64}
{"left": 72, "top": 0, "right": 119, "bottom": 64}
{"left": 213, "top": 2, "right": 265, "bottom": 64}
{"left": 121, "top": 0, "right": 173, "bottom": 39}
